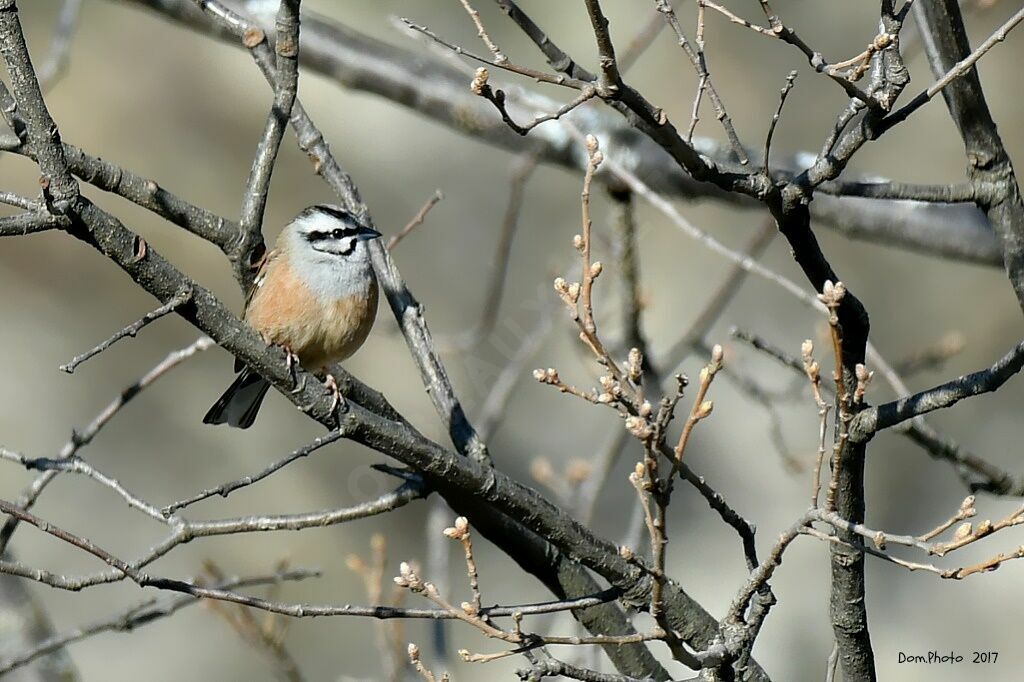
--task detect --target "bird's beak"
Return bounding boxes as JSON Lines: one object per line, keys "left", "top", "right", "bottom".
{"left": 357, "top": 226, "right": 382, "bottom": 242}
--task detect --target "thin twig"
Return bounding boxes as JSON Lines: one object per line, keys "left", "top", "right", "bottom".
{"left": 699, "top": 0, "right": 877, "bottom": 107}
{"left": 0, "top": 337, "right": 214, "bottom": 554}
{"left": 458, "top": 0, "right": 507, "bottom": 63}
{"left": 59, "top": 287, "right": 193, "bottom": 373}
{"left": 161, "top": 430, "right": 345, "bottom": 515}
{"left": 402, "top": 19, "right": 591, "bottom": 91}
{"left": 801, "top": 340, "right": 831, "bottom": 508}
{"left": 762, "top": 70, "right": 798, "bottom": 173}
{"left": 388, "top": 190, "right": 443, "bottom": 251}
{"left": 655, "top": 0, "right": 747, "bottom": 162}
{"left": 0, "top": 568, "right": 320, "bottom": 677}
{"left": 444, "top": 517, "right": 482, "bottom": 614}
{"left": 882, "top": 6, "right": 1024, "bottom": 132}
{"left": 0, "top": 499, "right": 620, "bottom": 617}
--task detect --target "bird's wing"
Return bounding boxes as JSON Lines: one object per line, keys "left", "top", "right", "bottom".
{"left": 235, "top": 248, "right": 279, "bottom": 373}
{"left": 242, "top": 248, "right": 279, "bottom": 320}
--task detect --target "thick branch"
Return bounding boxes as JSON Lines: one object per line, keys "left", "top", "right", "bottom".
{"left": 913, "top": 1, "right": 1024, "bottom": 314}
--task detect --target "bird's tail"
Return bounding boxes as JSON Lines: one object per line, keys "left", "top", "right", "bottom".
{"left": 203, "top": 366, "right": 272, "bottom": 429}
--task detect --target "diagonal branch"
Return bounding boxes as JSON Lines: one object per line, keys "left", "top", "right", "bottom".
{"left": 0, "top": 0, "right": 78, "bottom": 211}
{"left": 59, "top": 287, "right": 193, "bottom": 373}
{"left": 61, "top": 192, "right": 753, "bottom": 678}
{"left": 0, "top": 336, "right": 214, "bottom": 555}
{"left": 851, "top": 340, "right": 1024, "bottom": 440}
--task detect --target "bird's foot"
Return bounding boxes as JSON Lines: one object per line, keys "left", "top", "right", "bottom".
{"left": 284, "top": 346, "right": 301, "bottom": 388}
{"left": 324, "top": 373, "right": 348, "bottom": 418}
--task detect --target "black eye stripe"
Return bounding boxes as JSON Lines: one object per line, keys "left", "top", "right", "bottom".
{"left": 306, "top": 228, "right": 358, "bottom": 242}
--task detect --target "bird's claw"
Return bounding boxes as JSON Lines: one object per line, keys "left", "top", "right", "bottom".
{"left": 325, "top": 373, "right": 348, "bottom": 418}
{"left": 284, "top": 346, "right": 301, "bottom": 388}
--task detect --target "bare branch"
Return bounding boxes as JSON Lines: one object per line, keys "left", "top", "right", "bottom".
{"left": 732, "top": 327, "right": 1024, "bottom": 497}
{"left": 125, "top": 0, "right": 1004, "bottom": 266}
{"left": 387, "top": 189, "right": 443, "bottom": 251}
{"left": 851, "top": 340, "right": 1024, "bottom": 440}
{"left": 883, "top": 6, "right": 1024, "bottom": 131}
{"left": 0, "top": 337, "right": 214, "bottom": 554}
{"left": 582, "top": 0, "right": 622, "bottom": 92}
{"left": 0, "top": 210, "right": 67, "bottom": 235}
{"left": 0, "top": 568, "right": 319, "bottom": 677}
{"left": 699, "top": 0, "right": 877, "bottom": 107}
{"left": 198, "top": 0, "right": 300, "bottom": 289}
{"left": 654, "top": 0, "right": 747, "bottom": 162}
{"left": 908, "top": 0, "right": 1024, "bottom": 316}
{"left": 0, "top": 0, "right": 78, "bottom": 211}
{"left": 59, "top": 287, "right": 193, "bottom": 373}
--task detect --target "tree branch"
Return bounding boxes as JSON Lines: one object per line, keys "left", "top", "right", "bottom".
{"left": 0, "top": 0, "right": 78, "bottom": 211}
{"left": 851, "top": 340, "right": 1024, "bottom": 440}
{"left": 911, "top": 1, "right": 1024, "bottom": 315}
{"left": 118, "top": 0, "right": 1002, "bottom": 266}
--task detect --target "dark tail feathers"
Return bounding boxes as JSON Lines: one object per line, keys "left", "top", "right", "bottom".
{"left": 203, "top": 366, "right": 271, "bottom": 429}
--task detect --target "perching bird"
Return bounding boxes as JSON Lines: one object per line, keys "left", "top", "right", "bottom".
{"left": 203, "top": 204, "right": 381, "bottom": 428}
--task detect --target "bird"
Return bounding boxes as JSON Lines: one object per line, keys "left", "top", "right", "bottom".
{"left": 203, "top": 204, "right": 381, "bottom": 428}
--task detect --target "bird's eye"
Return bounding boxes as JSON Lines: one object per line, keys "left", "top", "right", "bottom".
{"left": 332, "top": 228, "right": 344, "bottom": 239}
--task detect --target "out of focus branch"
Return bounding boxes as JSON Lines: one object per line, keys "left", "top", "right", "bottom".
{"left": 37, "top": 0, "right": 82, "bottom": 91}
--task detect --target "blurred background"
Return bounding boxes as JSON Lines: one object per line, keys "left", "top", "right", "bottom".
{"left": 1, "top": 1, "right": 1023, "bottom": 680}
